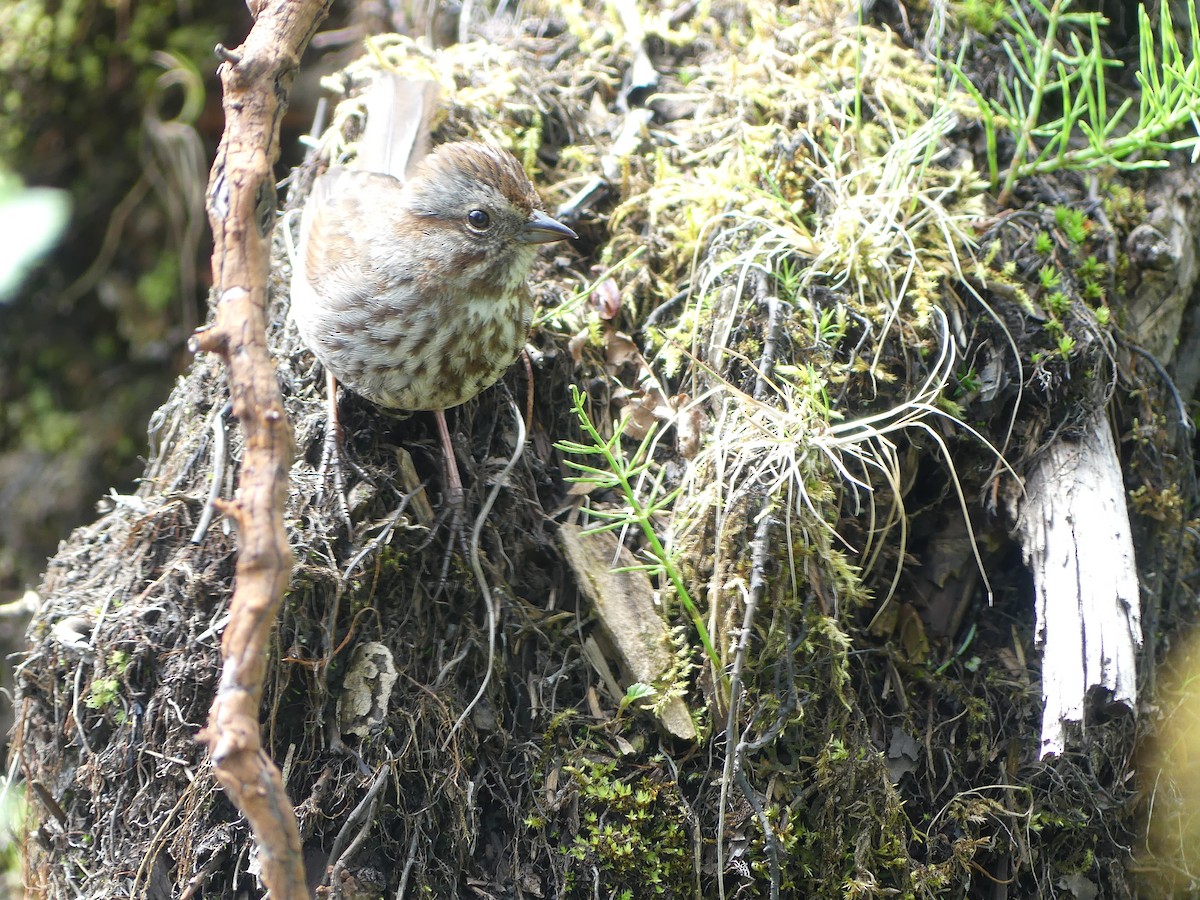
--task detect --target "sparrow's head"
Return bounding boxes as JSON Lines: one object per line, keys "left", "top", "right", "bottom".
{"left": 404, "top": 143, "right": 577, "bottom": 294}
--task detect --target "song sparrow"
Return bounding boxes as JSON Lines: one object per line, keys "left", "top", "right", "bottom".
{"left": 291, "top": 84, "right": 576, "bottom": 505}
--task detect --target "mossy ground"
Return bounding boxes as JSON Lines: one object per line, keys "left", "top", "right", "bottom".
{"left": 11, "top": 0, "right": 1197, "bottom": 897}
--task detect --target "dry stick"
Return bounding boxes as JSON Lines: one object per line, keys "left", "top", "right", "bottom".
{"left": 751, "top": 272, "right": 785, "bottom": 403}
{"left": 189, "top": 2, "right": 330, "bottom": 898}
{"left": 327, "top": 765, "right": 391, "bottom": 894}
{"left": 717, "top": 503, "right": 777, "bottom": 900}
{"left": 192, "top": 401, "right": 233, "bottom": 544}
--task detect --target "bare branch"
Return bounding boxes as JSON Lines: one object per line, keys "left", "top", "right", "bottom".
{"left": 191, "top": 2, "right": 330, "bottom": 896}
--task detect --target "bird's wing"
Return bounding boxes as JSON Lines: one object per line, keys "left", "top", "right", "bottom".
{"left": 296, "top": 168, "right": 406, "bottom": 312}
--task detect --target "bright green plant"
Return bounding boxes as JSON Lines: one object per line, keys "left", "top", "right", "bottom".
{"left": 85, "top": 677, "right": 120, "bottom": 710}
{"left": 1037, "top": 266, "right": 1061, "bottom": 288}
{"left": 958, "top": 0, "right": 1007, "bottom": 35}
{"left": 1054, "top": 205, "right": 1090, "bottom": 244}
{"left": 618, "top": 682, "right": 657, "bottom": 715}
{"left": 557, "top": 386, "right": 723, "bottom": 678}
{"left": 951, "top": 0, "right": 1200, "bottom": 200}
{"left": 562, "top": 756, "right": 692, "bottom": 896}
{"left": 1045, "top": 290, "right": 1070, "bottom": 316}
{"left": 954, "top": 366, "right": 982, "bottom": 397}
{"left": 1077, "top": 256, "right": 1104, "bottom": 279}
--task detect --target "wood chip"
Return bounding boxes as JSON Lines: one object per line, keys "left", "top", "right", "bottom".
{"left": 559, "top": 522, "right": 697, "bottom": 740}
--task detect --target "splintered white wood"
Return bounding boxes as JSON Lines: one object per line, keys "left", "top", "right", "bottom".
{"left": 1015, "top": 411, "right": 1142, "bottom": 758}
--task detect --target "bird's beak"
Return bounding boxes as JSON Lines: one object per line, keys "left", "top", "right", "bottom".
{"left": 519, "top": 209, "right": 578, "bottom": 244}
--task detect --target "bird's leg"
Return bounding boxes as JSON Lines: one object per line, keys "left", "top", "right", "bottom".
{"left": 432, "top": 409, "right": 470, "bottom": 576}
{"left": 319, "top": 368, "right": 354, "bottom": 531}
{"left": 434, "top": 408, "right": 465, "bottom": 511}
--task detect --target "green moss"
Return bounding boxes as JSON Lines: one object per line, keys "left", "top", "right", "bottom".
{"left": 85, "top": 676, "right": 120, "bottom": 710}
{"left": 955, "top": 0, "right": 1007, "bottom": 34}
{"left": 559, "top": 756, "right": 692, "bottom": 897}
{"left": 1053, "top": 206, "right": 1091, "bottom": 245}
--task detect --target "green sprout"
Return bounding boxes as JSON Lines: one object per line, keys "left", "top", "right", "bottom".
{"left": 1045, "top": 291, "right": 1070, "bottom": 316}
{"left": 1054, "top": 206, "right": 1090, "bottom": 244}
{"left": 1077, "top": 256, "right": 1105, "bottom": 279}
{"left": 557, "top": 386, "right": 723, "bottom": 678}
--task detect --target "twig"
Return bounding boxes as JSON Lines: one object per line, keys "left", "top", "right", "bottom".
{"left": 394, "top": 822, "right": 423, "bottom": 900}
{"left": 731, "top": 641, "right": 800, "bottom": 900}
{"left": 189, "top": 2, "right": 331, "bottom": 898}
{"left": 191, "top": 401, "right": 232, "bottom": 544}
{"left": 642, "top": 288, "right": 690, "bottom": 330}
{"left": 325, "top": 499, "right": 413, "bottom": 668}
{"left": 179, "top": 850, "right": 228, "bottom": 900}
{"left": 214, "top": 44, "right": 243, "bottom": 65}
{"left": 733, "top": 748, "right": 780, "bottom": 900}
{"left": 327, "top": 765, "right": 391, "bottom": 892}
{"left": 0, "top": 590, "right": 39, "bottom": 618}
{"left": 717, "top": 500, "right": 774, "bottom": 900}
{"left": 70, "top": 588, "right": 119, "bottom": 758}
{"left": 555, "top": 108, "right": 653, "bottom": 221}
{"left": 753, "top": 272, "right": 787, "bottom": 402}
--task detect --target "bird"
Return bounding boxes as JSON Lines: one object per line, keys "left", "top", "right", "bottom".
{"left": 291, "top": 73, "right": 577, "bottom": 510}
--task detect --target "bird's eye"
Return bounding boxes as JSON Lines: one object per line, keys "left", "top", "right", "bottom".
{"left": 466, "top": 209, "right": 492, "bottom": 232}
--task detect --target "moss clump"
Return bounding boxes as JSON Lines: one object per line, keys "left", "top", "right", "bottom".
{"left": 558, "top": 755, "right": 692, "bottom": 898}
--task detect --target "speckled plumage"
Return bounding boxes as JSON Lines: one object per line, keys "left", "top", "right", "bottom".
{"left": 291, "top": 142, "right": 572, "bottom": 413}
